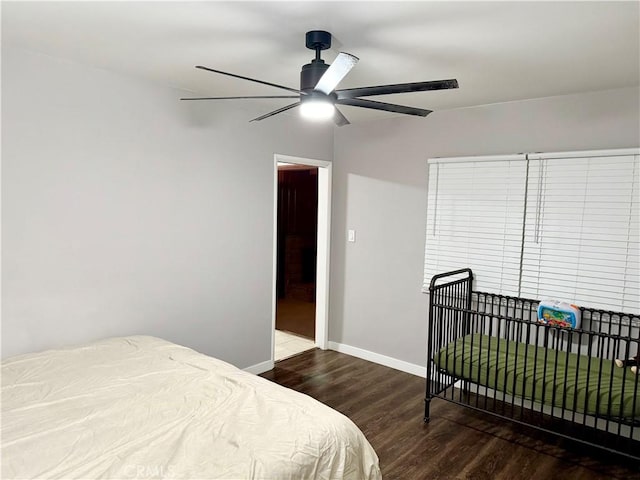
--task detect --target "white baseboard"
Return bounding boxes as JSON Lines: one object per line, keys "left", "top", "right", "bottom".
{"left": 327, "top": 341, "right": 426, "bottom": 378}
{"left": 244, "top": 359, "right": 274, "bottom": 375}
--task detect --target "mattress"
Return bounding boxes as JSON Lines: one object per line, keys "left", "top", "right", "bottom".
{"left": 2, "top": 336, "right": 381, "bottom": 479}
{"left": 436, "top": 333, "right": 640, "bottom": 418}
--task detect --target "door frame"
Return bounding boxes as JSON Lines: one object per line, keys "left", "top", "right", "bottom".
{"left": 272, "top": 154, "right": 331, "bottom": 360}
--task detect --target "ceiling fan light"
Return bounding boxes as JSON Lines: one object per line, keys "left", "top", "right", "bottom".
{"left": 300, "top": 100, "right": 335, "bottom": 121}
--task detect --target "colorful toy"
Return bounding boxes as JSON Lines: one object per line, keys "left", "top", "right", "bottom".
{"left": 537, "top": 300, "right": 581, "bottom": 329}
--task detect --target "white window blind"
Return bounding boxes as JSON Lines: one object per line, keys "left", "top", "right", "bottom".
{"left": 423, "top": 155, "right": 527, "bottom": 295}
{"left": 520, "top": 153, "right": 639, "bottom": 312}
{"left": 423, "top": 148, "right": 639, "bottom": 314}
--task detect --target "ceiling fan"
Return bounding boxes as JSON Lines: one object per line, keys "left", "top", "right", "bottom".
{"left": 181, "top": 30, "right": 459, "bottom": 126}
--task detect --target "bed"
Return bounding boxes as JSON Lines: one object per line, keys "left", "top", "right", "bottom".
{"left": 2, "top": 336, "right": 381, "bottom": 479}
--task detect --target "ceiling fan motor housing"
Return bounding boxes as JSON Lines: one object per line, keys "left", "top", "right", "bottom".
{"left": 300, "top": 61, "right": 329, "bottom": 92}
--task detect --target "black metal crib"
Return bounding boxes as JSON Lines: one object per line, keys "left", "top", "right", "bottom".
{"left": 425, "top": 269, "right": 640, "bottom": 460}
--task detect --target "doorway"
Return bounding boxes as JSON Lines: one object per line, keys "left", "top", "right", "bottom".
{"left": 272, "top": 154, "right": 331, "bottom": 362}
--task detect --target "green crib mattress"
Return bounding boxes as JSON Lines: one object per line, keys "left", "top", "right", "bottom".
{"left": 435, "top": 333, "right": 640, "bottom": 419}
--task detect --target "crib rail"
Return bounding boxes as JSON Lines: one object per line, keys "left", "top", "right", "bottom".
{"left": 425, "top": 269, "right": 640, "bottom": 461}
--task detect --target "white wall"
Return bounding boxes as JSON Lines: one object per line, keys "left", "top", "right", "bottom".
{"left": 1, "top": 47, "right": 333, "bottom": 366}
{"left": 330, "top": 87, "right": 640, "bottom": 368}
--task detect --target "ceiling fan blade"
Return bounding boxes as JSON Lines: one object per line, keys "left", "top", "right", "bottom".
{"left": 336, "top": 98, "right": 432, "bottom": 117}
{"left": 333, "top": 107, "right": 350, "bottom": 127}
{"left": 249, "top": 102, "right": 301, "bottom": 122}
{"left": 181, "top": 95, "right": 299, "bottom": 101}
{"left": 314, "top": 52, "right": 359, "bottom": 95}
{"left": 195, "top": 66, "right": 301, "bottom": 95}
{"left": 336, "top": 79, "right": 458, "bottom": 99}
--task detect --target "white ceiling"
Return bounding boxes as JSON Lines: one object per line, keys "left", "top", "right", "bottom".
{"left": 2, "top": 1, "right": 639, "bottom": 123}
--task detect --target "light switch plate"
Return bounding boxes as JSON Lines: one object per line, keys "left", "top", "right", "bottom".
{"left": 348, "top": 229, "right": 356, "bottom": 242}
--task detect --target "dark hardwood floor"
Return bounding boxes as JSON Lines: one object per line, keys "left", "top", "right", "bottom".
{"left": 261, "top": 349, "right": 640, "bottom": 480}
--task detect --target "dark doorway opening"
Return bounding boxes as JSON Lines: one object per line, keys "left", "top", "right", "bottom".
{"left": 276, "top": 165, "right": 318, "bottom": 340}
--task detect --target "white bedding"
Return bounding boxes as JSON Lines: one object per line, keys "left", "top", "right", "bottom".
{"left": 1, "top": 336, "right": 381, "bottom": 479}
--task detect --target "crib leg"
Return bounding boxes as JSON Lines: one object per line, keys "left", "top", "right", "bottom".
{"left": 424, "top": 398, "right": 431, "bottom": 423}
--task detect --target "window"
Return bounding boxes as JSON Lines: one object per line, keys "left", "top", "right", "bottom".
{"left": 424, "top": 154, "right": 527, "bottom": 296}
{"left": 423, "top": 148, "right": 639, "bottom": 313}
{"left": 521, "top": 152, "right": 639, "bottom": 312}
